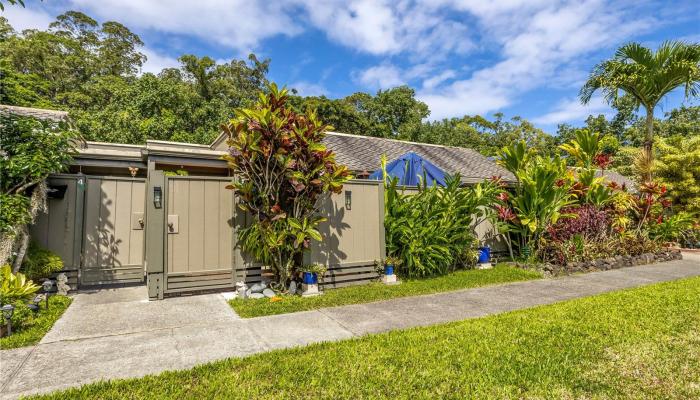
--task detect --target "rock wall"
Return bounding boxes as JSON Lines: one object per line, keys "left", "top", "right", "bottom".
{"left": 516, "top": 249, "right": 683, "bottom": 277}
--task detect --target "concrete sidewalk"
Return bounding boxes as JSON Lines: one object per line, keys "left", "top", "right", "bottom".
{"left": 1, "top": 256, "right": 698, "bottom": 399}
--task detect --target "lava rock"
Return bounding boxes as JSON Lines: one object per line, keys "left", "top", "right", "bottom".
{"left": 250, "top": 283, "right": 266, "bottom": 293}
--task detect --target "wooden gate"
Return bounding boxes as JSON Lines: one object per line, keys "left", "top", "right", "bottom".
{"left": 163, "top": 176, "right": 235, "bottom": 294}
{"left": 81, "top": 177, "right": 146, "bottom": 285}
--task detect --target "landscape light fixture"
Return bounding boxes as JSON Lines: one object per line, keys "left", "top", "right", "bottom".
{"left": 29, "top": 294, "right": 43, "bottom": 313}
{"left": 2, "top": 304, "right": 15, "bottom": 335}
{"left": 43, "top": 280, "right": 54, "bottom": 308}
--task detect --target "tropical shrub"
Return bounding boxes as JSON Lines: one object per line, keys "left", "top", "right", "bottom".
{"left": 546, "top": 205, "right": 610, "bottom": 243}
{"left": 8, "top": 301, "right": 33, "bottom": 331}
{"left": 0, "top": 265, "right": 39, "bottom": 304}
{"left": 384, "top": 174, "right": 499, "bottom": 277}
{"left": 498, "top": 130, "right": 676, "bottom": 265}
{"left": 21, "top": 242, "right": 64, "bottom": 281}
{"left": 495, "top": 144, "right": 575, "bottom": 258}
{"left": 540, "top": 234, "right": 661, "bottom": 265}
{"left": 654, "top": 135, "right": 700, "bottom": 214}
{"left": 0, "top": 113, "right": 78, "bottom": 269}
{"left": 647, "top": 212, "right": 697, "bottom": 244}
{"left": 223, "top": 84, "right": 351, "bottom": 287}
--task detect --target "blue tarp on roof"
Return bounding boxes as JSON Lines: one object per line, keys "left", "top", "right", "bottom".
{"left": 369, "top": 152, "right": 448, "bottom": 187}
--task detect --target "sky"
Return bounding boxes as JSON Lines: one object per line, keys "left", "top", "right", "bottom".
{"left": 4, "top": 0, "right": 700, "bottom": 134}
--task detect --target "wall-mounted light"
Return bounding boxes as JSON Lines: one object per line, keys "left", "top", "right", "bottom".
{"left": 345, "top": 191, "right": 352, "bottom": 210}
{"left": 153, "top": 186, "right": 162, "bottom": 209}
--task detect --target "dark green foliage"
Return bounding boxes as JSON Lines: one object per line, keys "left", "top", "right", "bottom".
{"left": 413, "top": 113, "right": 557, "bottom": 156}
{"left": 0, "top": 114, "right": 77, "bottom": 239}
{"left": 0, "top": 14, "right": 270, "bottom": 145}
{"left": 22, "top": 242, "right": 64, "bottom": 281}
{"left": 384, "top": 174, "right": 499, "bottom": 277}
{"left": 290, "top": 86, "right": 430, "bottom": 140}
{"left": 0, "top": 194, "right": 31, "bottom": 236}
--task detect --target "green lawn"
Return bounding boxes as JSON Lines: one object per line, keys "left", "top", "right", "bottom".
{"left": 230, "top": 265, "right": 541, "bottom": 317}
{"left": 34, "top": 277, "right": 700, "bottom": 399}
{"left": 0, "top": 295, "right": 72, "bottom": 349}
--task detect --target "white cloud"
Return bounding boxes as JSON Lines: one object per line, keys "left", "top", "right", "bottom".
{"left": 2, "top": 0, "right": 670, "bottom": 125}
{"left": 355, "top": 64, "right": 405, "bottom": 89}
{"left": 417, "top": 0, "right": 655, "bottom": 119}
{"left": 290, "top": 81, "right": 327, "bottom": 97}
{"left": 69, "top": 0, "right": 301, "bottom": 52}
{"left": 51, "top": 0, "right": 474, "bottom": 62}
{"left": 2, "top": 5, "right": 53, "bottom": 31}
{"left": 419, "top": 79, "right": 511, "bottom": 118}
{"left": 532, "top": 95, "right": 610, "bottom": 125}
{"left": 302, "top": 0, "right": 400, "bottom": 54}
{"left": 140, "top": 48, "right": 181, "bottom": 74}
{"left": 422, "top": 70, "right": 456, "bottom": 90}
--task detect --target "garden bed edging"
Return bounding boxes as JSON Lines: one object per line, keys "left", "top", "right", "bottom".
{"left": 515, "top": 249, "right": 683, "bottom": 277}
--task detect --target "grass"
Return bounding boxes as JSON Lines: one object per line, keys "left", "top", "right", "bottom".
{"left": 0, "top": 295, "right": 72, "bottom": 349}
{"left": 230, "top": 264, "right": 541, "bottom": 317}
{"left": 33, "top": 277, "right": 700, "bottom": 399}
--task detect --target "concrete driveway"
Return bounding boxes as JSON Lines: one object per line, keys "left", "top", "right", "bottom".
{"left": 1, "top": 256, "right": 699, "bottom": 399}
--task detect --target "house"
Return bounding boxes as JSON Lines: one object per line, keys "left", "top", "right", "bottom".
{"left": 2, "top": 105, "right": 635, "bottom": 298}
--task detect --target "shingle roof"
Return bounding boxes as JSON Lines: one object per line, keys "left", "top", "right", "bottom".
{"left": 595, "top": 169, "right": 637, "bottom": 190}
{"left": 0, "top": 104, "right": 69, "bottom": 122}
{"left": 323, "top": 132, "right": 517, "bottom": 184}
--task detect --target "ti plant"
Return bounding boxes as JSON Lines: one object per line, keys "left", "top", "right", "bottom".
{"left": 222, "top": 84, "right": 351, "bottom": 288}
{"left": 496, "top": 141, "right": 576, "bottom": 259}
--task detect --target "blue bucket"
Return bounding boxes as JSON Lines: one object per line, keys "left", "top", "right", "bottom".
{"left": 477, "top": 247, "right": 491, "bottom": 264}
{"left": 384, "top": 265, "right": 394, "bottom": 275}
{"left": 302, "top": 272, "right": 318, "bottom": 284}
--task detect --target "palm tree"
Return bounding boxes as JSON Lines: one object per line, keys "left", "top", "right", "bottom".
{"left": 580, "top": 40, "right": 700, "bottom": 181}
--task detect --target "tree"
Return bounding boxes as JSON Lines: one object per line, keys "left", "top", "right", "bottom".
{"left": 223, "top": 84, "right": 351, "bottom": 287}
{"left": 98, "top": 21, "right": 145, "bottom": 76}
{"left": 654, "top": 135, "right": 700, "bottom": 214}
{"left": 0, "top": 114, "right": 78, "bottom": 270}
{"left": 580, "top": 41, "right": 700, "bottom": 181}
{"left": 289, "top": 95, "right": 371, "bottom": 135}
{"left": 1, "top": 14, "right": 270, "bottom": 145}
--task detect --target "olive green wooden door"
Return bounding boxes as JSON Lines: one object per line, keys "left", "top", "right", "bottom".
{"left": 81, "top": 177, "right": 146, "bottom": 285}
{"left": 164, "top": 176, "right": 235, "bottom": 293}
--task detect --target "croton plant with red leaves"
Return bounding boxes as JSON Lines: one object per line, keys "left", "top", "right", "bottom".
{"left": 223, "top": 84, "right": 351, "bottom": 286}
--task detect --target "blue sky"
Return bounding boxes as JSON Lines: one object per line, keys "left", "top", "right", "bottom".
{"left": 4, "top": 0, "right": 700, "bottom": 134}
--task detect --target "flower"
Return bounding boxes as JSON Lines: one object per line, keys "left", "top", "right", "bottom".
{"left": 593, "top": 153, "right": 612, "bottom": 169}
{"left": 497, "top": 192, "right": 509, "bottom": 202}
{"left": 495, "top": 204, "right": 516, "bottom": 222}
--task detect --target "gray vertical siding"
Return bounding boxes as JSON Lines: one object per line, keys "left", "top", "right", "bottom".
{"left": 164, "top": 176, "right": 235, "bottom": 293}
{"left": 30, "top": 176, "right": 83, "bottom": 288}
{"left": 81, "top": 177, "right": 145, "bottom": 285}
